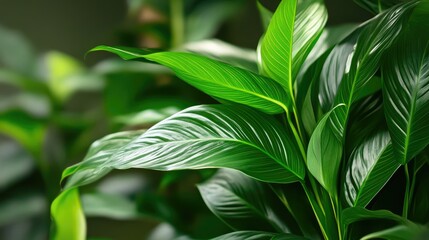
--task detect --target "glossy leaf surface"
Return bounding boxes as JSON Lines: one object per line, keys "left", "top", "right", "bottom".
{"left": 198, "top": 169, "right": 289, "bottom": 232}
{"left": 382, "top": 39, "right": 429, "bottom": 164}
{"left": 344, "top": 131, "right": 400, "bottom": 207}
{"left": 307, "top": 104, "right": 346, "bottom": 196}
{"left": 90, "top": 45, "right": 288, "bottom": 114}
{"left": 63, "top": 105, "right": 305, "bottom": 189}
{"left": 260, "top": 0, "right": 327, "bottom": 92}
{"left": 51, "top": 188, "right": 86, "bottom": 240}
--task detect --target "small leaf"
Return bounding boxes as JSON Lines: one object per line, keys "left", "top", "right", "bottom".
{"left": 91, "top": 46, "right": 289, "bottom": 114}
{"left": 63, "top": 105, "right": 305, "bottom": 189}
{"left": 51, "top": 188, "right": 86, "bottom": 240}
{"left": 307, "top": 104, "right": 346, "bottom": 196}
{"left": 197, "top": 169, "right": 290, "bottom": 232}
{"left": 257, "top": 1, "right": 273, "bottom": 31}
{"left": 382, "top": 38, "right": 429, "bottom": 164}
{"left": 344, "top": 131, "right": 400, "bottom": 207}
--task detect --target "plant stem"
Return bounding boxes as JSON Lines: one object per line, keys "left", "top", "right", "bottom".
{"left": 403, "top": 164, "right": 410, "bottom": 218}
{"left": 286, "top": 112, "right": 306, "bottom": 160}
{"left": 170, "top": 0, "right": 184, "bottom": 48}
{"left": 301, "top": 182, "right": 329, "bottom": 240}
{"left": 330, "top": 195, "right": 342, "bottom": 240}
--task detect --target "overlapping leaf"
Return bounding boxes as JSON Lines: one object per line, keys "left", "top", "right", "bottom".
{"left": 382, "top": 38, "right": 429, "bottom": 164}
{"left": 334, "top": 2, "right": 417, "bottom": 110}
{"left": 260, "top": 0, "right": 327, "bottom": 93}
{"left": 210, "top": 231, "right": 308, "bottom": 240}
{"left": 344, "top": 131, "right": 400, "bottom": 207}
{"left": 90, "top": 46, "right": 288, "bottom": 114}
{"left": 51, "top": 188, "right": 86, "bottom": 240}
{"left": 307, "top": 104, "right": 346, "bottom": 196}
{"left": 197, "top": 169, "right": 290, "bottom": 232}
{"left": 63, "top": 105, "right": 305, "bottom": 189}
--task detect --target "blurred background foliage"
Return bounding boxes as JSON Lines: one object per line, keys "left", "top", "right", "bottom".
{"left": 0, "top": 0, "right": 372, "bottom": 239}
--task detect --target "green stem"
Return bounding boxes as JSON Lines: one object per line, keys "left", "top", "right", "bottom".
{"left": 286, "top": 112, "right": 306, "bottom": 160}
{"left": 170, "top": 0, "right": 184, "bottom": 48}
{"left": 301, "top": 182, "right": 329, "bottom": 240}
{"left": 403, "top": 164, "right": 410, "bottom": 218}
{"left": 330, "top": 195, "right": 342, "bottom": 240}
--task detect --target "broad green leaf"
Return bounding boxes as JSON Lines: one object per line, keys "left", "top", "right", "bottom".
{"left": 261, "top": 0, "right": 327, "bottom": 92}
{"left": 307, "top": 104, "right": 346, "bottom": 196}
{"left": 382, "top": 39, "right": 429, "bottom": 164}
{"left": 90, "top": 46, "right": 289, "bottom": 114}
{"left": 334, "top": 2, "right": 417, "bottom": 110}
{"left": 319, "top": 32, "right": 359, "bottom": 112}
{"left": 182, "top": 39, "right": 258, "bottom": 73}
{"left": 51, "top": 188, "right": 86, "bottom": 240}
{"left": 410, "top": 165, "right": 429, "bottom": 223}
{"left": 197, "top": 169, "right": 290, "bottom": 232}
{"left": 210, "top": 231, "right": 308, "bottom": 240}
{"left": 361, "top": 225, "right": 429, "bottom": 240}
{"left": 63, "top": 105, "right": 305, "bottom": 189}
{"left": 341, "top": 207, "right": 413, "bottom": 229}
{"left": 344, "top": 131, "right": 400, "bottom": 207}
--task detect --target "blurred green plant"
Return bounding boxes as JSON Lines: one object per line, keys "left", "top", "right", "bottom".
{"left": 53, "top": 0, "right": 429, "bottom": 239}
{"left": 1, "top": 0, "right": 251, "bottom": 239}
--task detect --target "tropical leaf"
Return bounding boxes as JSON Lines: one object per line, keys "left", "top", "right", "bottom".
{"left": 343, "top": 131, "right": 400, "bottom": 207}
{"left": 382, "top": 38, "right": 429, "bottom": 164}
{"left": 260, "top": 0, "right": 327, "bottom": 92}
{"left": 257, "top": 1, "right": 273, "bottom": 31}
{"left": 361, "top": 224, "right": 429, "bottom": 240}
{"left": 210, "top": 231, "right": 308, "bottom": 240}
{"left": 318, "top": 31, "right": 359, "bottom": 112}
{"left": 354, "top": 0, "right": 402, "bottom": 14}
{"left": 341, "top": 207, "right": 413, "bottom": 229}
{"left": 182, "top": 39, "right": 258, "bottom": 73}
{"left": 90, "top": 46, "right": 289, "bottom": 114}
{"left": 307, "top": 104, "right": 346, "bottom": 196}
{"left": 63, "top": 105, "right": 305, "bottom": 189}
{"left": 197, "top": 169, "right": 291, "bottom": 232}
{"left": 51, "top": 188, "right": 86, "bottom": 240}
{"left": 334, "top": 2, "right": 417, "bottom": 110}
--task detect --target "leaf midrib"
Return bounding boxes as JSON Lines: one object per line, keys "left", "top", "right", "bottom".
{"left": 120, "top": 137, "right": 300, "bottom": 178}
{"left": 402, "top": 45, "right": 428, "bottom": 163}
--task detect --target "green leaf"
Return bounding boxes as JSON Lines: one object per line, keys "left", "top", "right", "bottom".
{"left": 341, "top": 207, "right": 413, "bottom": 229}
{"left": 210, "top": 231, "right": 308, "bottom": 240}
{"left": 307, "top": 104, "right": 346, "bottom": 196}
{"left": 344, "top": 131, "right": 400, "bottom": 207}
{"left": 361, "top": 224, "right": 429, "bottom": 240}
{"left": 334, "top": 2, "right": 417, "bottom": 109}
{"left": 354, "top": 0, "right": 402, "bottom": 14}
{"left": 90, "top": 46, "right": 289, "bottom": 114}
{"left": 197, "top": 169, "right": 290, "bottom": 232}
{"left": 261, "top": 0, "right": 327, "bottom": 92}
{"left": 63, "top": 105, "right": 305, "bottom": 189}
{"left": 51, "top": 188, "right": 86, "bottom": 240}
{"left": 319, "top": 31, "right": 359, "bottom": 112}
{"left": 382, "top": 39, "right": 429, "bottom": 164}
{"left": 182, "top": 39, "right": 258, "bottom": 73}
